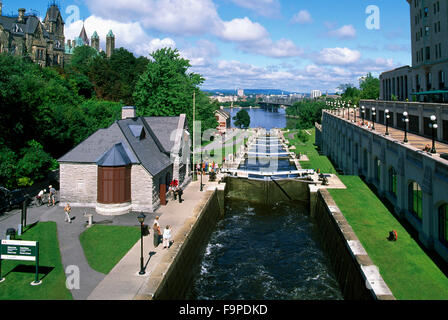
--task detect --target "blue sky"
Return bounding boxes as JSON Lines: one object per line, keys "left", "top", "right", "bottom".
{"left": 4, "top": 0, "right": 412, "bottom": 92}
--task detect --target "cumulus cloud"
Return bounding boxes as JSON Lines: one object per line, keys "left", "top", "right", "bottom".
{"left": 291, "top": 10, "right": 313, "bottom": 24}
{"left": 65, "top": 16, "right": 176, "bottom": 57}
{"left": 314, "top": 47, "right": 362, "bottom": 65}
{"left": 327, "top": 24, "right": 356, "bottom": 39}
{"left": 216, "top": 17, "right": 269, "bottom": 42}
{"left": 86, "top": 0, "right": 221, "bottom": 36}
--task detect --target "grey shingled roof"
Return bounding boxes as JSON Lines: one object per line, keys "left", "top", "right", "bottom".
{"left": 96, "top": 143, "right": 136, "bottom": 166}
{"left": 58, "top": 116, "right": 186, "bottom": 176}
{"left": 0, "top": 15, "right": 45, "bottom": 37}
{"left": 117, "top": 118, "right": 172, "bottom": 176}
{"left": 144, "top": 116, "right": 185, "bottom": 153}
{"left": 58, "top": 122, "right": 138, "bottom": 164}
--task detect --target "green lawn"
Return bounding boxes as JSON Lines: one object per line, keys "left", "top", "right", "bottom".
{"left": 0, "top": 222, "right": 72, "bottom": 300}
{"left": 286, "top": 128, "right": 336, "bottom": 173}
{"left": 286, "top": 128, "right": 448, "bottom": 300}
{"left": 79, "top": 225, "right": 141, "bottom": 275}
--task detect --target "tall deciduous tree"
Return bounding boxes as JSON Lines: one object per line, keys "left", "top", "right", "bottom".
{"left": 233, "top": 109, "right": 251, "bottom": 129}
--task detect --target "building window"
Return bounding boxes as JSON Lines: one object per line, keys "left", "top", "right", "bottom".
{"left": 375, "top": 158, "right": 381, "bottom": 182}
{"left": 425, "top": 25, "right": 430, "bottom": 36}
{"left": 439, "top": 70, "right": 445, "bottom": 89}
{"left": 424, "top": 7, "right": 429, "bottom": 17}
{"left": 388, "top": 167, "right": 397, "bottom": 197}
{"left": 439, "top": 204, "right": 448, "bottom": 246}
{"left": 408, "top": 181, "right": 423, "bottom": 220}
{"left": 426, "top": 72, "right": 432, "bottom": 90}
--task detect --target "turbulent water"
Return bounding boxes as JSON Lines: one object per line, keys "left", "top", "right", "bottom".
{"left": 186, "top": 200, "right": 343, "bottom": 300}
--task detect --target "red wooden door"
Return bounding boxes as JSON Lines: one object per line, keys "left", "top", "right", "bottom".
{"left": 159, "top": 183, "right": 166, "bottom": 206}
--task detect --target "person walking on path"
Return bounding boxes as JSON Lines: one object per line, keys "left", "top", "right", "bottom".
{"left": 176, "top": 187, "right": 183, "bottom": 203}
{"left": 64, "top": 203, "right": 72, "bottom": 223}
{"left": 163, "top": 225, "right": 172, "bottom": 249}
{"left": 153, "top": 216, "right": 162, "bottom": 248}
{"left": 48, "top": 185, "right": 56, "bottom": 206}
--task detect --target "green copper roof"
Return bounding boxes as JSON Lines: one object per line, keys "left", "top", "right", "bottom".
{"left": 91, "top": 31, "right": 99, "bottom": 39}
{"left": 107, "top": 30, "right": 115, "bottom": 38}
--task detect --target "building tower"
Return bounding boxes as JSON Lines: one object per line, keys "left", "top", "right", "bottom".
{"left": 79, "top": 23, "right": 89, "bottom": 46}
{"left": 91, "top": 31, "right": 99, "bottom": 51}
{"left": 106, "top": 30, "right": 115, "bottom": 58}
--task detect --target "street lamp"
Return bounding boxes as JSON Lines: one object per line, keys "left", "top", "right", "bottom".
{"left": 354, "top": 104, "right": 357, "bottom": 122}
{"left": 402, "top": 111, "right": 409, "bottom": 143}
{"left": 430, "top": 115, "right": 438, "bottom": 154}
{"left": 347, "top": 103, "right": 351, "bottom": 120}
{"left": 385, "top": 109, "right": 390, "bottom": 135}
{"left": 137, "top": 213, "right": 146, "bottom": 275}
{"left": 371, "top": 107, "right": 376, "bottom": 130}
{"left": 361, "top": 106, "right": 365, "bottom": 124}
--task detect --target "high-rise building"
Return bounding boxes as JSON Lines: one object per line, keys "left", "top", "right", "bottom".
{"left": 311, "top": 90, "right": 322, "bottom": 99}
{"left": 237, "top": 89, "right": 244, "bottom": 97}
{"left": 380, "top": 0, "right": 447, "bottom": 102}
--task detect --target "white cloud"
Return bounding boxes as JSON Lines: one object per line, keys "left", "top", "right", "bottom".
{"left": 238, "top": 38, "right": 303, "bottom": 58}
{"left": 314, "top": 47, "right": 362, "bottom": 65}
{"left": 180, "top": 40, "right": 220, "bottom": 67}
{"left": 86, "top": 0, "right": 221, "bottom": 36}
{"left": 65, "top": 16, "right": 175, "bottom": 57}
{"left": 327, "top": 24, "right": 357, "bottom": 39}
{"left": 215, "top": 17, "right": 268, "bottom": 42}
{"left": 291, "top": 10, "right": 313, "bottom": 24}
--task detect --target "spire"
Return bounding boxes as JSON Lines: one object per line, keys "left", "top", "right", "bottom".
{"left": 107, "top": 30, "right": 115, "bottom": 38}
{"left": 91, "top": 31, "right": 99, "bottom": 39}
{"left": 79, "top": 23, "right": 89, "bottom": 45}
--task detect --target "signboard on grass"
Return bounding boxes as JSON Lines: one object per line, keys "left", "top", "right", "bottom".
{"left": 0, "top": 240, "right": 41, "bottom": 285}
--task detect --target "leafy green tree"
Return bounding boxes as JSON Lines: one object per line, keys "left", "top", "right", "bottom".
{"left": 233, "top": 109, "right": 251, "bottom": 129}
{"left": 0, "top": 146, "right": 17, "bottom": 188}
{"left": 16, "top": 140, "right": 54, "bottom": 186}
{"left": 134, "top": 47, "right": 217, "bottom": 132}
{"left": 359, "top": 73, "right": 380, "bottom": 100}
{"left": 68, "top": 45, "right": 99, "bottom": 74}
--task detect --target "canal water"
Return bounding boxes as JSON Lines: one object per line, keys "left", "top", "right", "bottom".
{"left": 225, "top": 107, "right": 298, "bottom": 130}
{"left": 186, "top": 200, "right": 343, "bottom": 300}
{"left": 187, "top": 111, "right": 343, "bottom": 300}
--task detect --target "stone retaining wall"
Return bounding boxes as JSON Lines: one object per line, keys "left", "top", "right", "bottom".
{"left": 314, "top": 189, "right": 395, "bottom": 300}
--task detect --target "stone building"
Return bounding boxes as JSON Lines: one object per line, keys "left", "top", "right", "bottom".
{"left": 0, "top": 1, "right": 116, "bottom": 67}
{"left": 0, "top": 2, "right": 65, "bottom": 67}
{"left": 215, "top": 109, "right": 231, "bottom": 134}
{"left": 58, "top": 106, "right": 191, "bottom": 215}
{"left": 380, "top": 0, "right": 448, "bottom": 102}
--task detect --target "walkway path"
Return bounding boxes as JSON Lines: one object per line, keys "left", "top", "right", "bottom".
{"left": 87, "top": 176, "right": 218, "bottom": 300}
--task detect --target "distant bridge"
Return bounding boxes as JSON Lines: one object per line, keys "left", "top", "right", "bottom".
{"left": 259, "top": 96, "right": 303, "bottom": 109}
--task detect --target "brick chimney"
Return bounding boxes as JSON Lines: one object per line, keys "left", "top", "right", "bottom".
{"left": 18, "top": 8, "right": 25, "bottom": 23}
{"left": 122, "top": 106, "right": 136, "bottom": 119}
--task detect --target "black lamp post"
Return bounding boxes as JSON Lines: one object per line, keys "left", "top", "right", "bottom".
{"left": 371, "top": 107, "right": 376, "bottom": 130}
{"left": 137, "top": 213, "right": 146, "bottom": 275}
{"left": 200, "top": 150, "right": 203, "bottom": 191}
{"left": 347, "top": 103, "right": 351, "bottom": 120}
{"left": 354, "top": 104, "right": 357, "bottom": 122}
{"left": 361, "top": 106, "right": 365, "bottom": 124}
{"left": 430, "top": 115, "right": 438, "bottom": 153}
{"left": 403, "top": 111, "right": 409, "bottom": 143}
{"left": 385, "top": 109, "right": 390, "bottom": 135}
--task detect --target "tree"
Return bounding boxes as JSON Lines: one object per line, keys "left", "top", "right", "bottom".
{"left": 134, "top": 47, "right": 217, "bottom": 132}
{"left": 233, "top": 109, "right": 250, "bottom": 129}
{"left": 359, "top": 73, "right": 380, "bottom": 100}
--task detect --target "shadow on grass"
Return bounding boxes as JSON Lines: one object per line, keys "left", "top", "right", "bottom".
{"left": 4, "top": 265, "right": 55, "bottom": 281}
{"left": 23, "top": 221, "right": 39, "bottom": 234}
{"left": 359, "top": 175, "right": 448, "bottom": 279}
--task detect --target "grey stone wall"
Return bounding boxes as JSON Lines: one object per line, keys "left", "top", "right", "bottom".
{"left": 321, "top": 111, "right": 448, "bottom": 263}
{"left": 59, "top": 163, "right": 98, "bottom": 207}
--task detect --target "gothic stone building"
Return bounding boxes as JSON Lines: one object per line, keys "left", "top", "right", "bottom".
{"left": 0, "top": 3, "right": 66, "bottom": 67}
{"left": 58, "top": 107, "right": 191, "bottom": 215}
{"left": 0, "top": 2, "right": 116, "bottom": 67}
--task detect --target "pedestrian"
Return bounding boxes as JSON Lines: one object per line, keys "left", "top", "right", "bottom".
{"left": 163, "top": 225, "right": 172, "bottom": 249}
{"left": 64, "top": 203, "right": 72, "bottom": 223}
{"left": 153, "top": 216, "right": 162, "bottom": 248}
{"left": 48, "top": 185, "right": 56, "bottom": 206}
{"left": 177, "top": 187, "right": 183, "bottom": 203}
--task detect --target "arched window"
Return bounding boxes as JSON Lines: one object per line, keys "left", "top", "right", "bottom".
{"left": 439, "top": 204, "right": 448, "bottom": 246}
{"left": 389, "top": 167, "right": 397, "bottom": 197}
{"left": 408, "top": 181, "right": 423, "bottom": 220}
{"left": 375, "top": 157, "right": 381, "bottom": 182}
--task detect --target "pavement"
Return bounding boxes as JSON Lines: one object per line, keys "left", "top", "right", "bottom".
{"left": 87, "top": 175, "right": 218, "bottom": 300}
